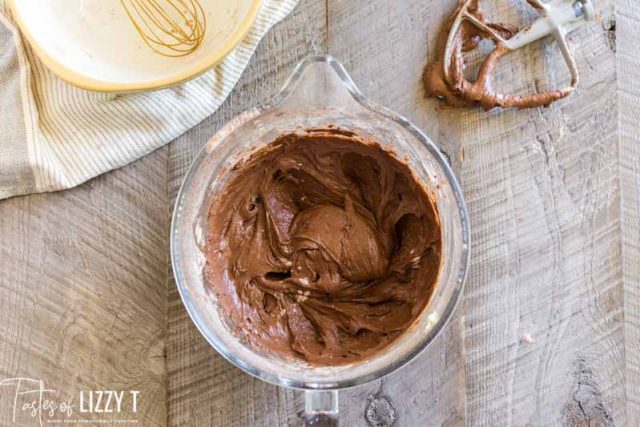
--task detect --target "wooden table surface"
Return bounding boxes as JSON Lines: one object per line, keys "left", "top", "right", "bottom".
{"left": 1, "top": 0, "right": 639, "bottom": 425}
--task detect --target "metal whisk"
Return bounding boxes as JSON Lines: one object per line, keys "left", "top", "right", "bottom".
{"left": 120, "top": 0, "right": 207, "bottom": 57}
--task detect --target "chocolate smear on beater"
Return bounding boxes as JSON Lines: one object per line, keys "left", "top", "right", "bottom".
{"left": 424, "top": 0, "right": 580, "bottom": 110}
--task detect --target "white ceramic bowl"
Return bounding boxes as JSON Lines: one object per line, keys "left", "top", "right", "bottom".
{"left": 9, "top": 0, "right": 262, "bottom": 92}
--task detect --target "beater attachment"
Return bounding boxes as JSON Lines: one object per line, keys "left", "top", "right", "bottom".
{"left": 424, "top": 0, "right": 595, "bottom": 109}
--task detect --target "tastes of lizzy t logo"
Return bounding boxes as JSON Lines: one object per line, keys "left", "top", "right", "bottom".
{"left": 0, "top": 378, "right": 139, "bottom": 425}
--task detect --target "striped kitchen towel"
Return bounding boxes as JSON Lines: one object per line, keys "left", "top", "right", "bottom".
{"left": 0, "top": 0, "right": 298, "bottom": 199}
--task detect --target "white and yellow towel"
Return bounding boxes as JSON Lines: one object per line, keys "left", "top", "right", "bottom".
{"left": 0, "top": 0, "right": 298, "bottom": 199}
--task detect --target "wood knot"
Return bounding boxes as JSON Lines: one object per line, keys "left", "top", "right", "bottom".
{"left": 602, "top": 17, "right": 616, "bottom": 52}
{"left": 561, "top": 357, "right": 614, "bottom": 426}
{"left": 365, "top": 396, "right": 396, "bottom": 427}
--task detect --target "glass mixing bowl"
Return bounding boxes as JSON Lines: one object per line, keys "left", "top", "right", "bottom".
{"left": 171, "top": 55, "right": 470, "bottom": 424}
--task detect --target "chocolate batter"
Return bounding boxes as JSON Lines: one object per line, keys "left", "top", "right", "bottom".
{"left": 424, "top": 0, "right": 573, "bottom": 110}
{"left": 205, "top": 130, "right": 442, "bottom": 365}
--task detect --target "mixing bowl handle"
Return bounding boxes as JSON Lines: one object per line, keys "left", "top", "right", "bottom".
{"left": 303, "top": 390, "right": 339, "bottom": 426}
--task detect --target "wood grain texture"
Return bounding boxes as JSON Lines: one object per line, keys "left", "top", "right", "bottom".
{"left": 450, "top": 1, "right": 626, "bottom": 425}
{"left": 0, "top": 148, "right": 168, "bottom": 425}
{"left": 165, "top": 1, "right": 327, "bottom": 425}
{"left": 617, "top": 0, "right": 640, "bottom": 423}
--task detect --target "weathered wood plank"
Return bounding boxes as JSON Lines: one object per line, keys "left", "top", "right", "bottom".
{"left": 618, "top": 0, "right": 640, "bottom": 423}
{"left": 450, "top": 2, "right": 626, "bottom": 423}
{"left": 0, "top": 148, "right": 169, "bottom": 425}
{"left": 165, "top": 1, "right": 327, "bottom": 425}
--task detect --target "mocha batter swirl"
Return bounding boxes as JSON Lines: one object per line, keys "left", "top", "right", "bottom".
{"left": 205, "top": 129, "right": 442, "bottom": 365}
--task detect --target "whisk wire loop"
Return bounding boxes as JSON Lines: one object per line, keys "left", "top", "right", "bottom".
{"left": 120, "top": 0, "right": 207, "bottom": 57}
